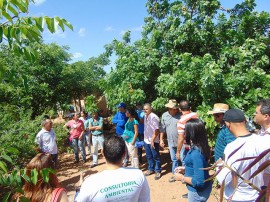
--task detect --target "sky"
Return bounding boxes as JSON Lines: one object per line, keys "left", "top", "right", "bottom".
{"left": 29, "top": 0, "right": 270, "bottom": 72}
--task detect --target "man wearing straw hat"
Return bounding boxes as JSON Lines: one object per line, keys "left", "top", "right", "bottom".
{"left": 160, "top": 99, "right": 182, "bottom": 182}
{"left": 207, "top": 103, "right": 235, "bottom": 162}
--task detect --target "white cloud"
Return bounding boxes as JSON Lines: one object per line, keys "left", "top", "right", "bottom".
{"left": 33, "top": 0, "right": 46, "bottom": 6}
{"left": 78, "top": 28, "right": 86, "bottom": 37}
{"left": 72, "top": 52, "right": 83, "bottom": 59}
{"left": 105, "top": 26, "right": 115, "bottom": 32}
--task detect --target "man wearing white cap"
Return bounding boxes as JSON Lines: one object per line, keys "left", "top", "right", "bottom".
{"left": 207, "top": 103, "right": 235, "bottom": 162}
{"left": 160, "top": 99, "right": 181, "bottom": 182}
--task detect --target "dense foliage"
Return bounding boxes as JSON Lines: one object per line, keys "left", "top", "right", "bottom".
{"left": 103, "top": 0, "right": 270, "bottom": 141}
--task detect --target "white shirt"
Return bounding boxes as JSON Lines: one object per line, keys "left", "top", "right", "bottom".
{"left": 78, "top": 167, "right": 150, "bottom": 202}
{"left": 144, "top": 112, "right": 160, "bottom": 144}
{"left": 216, "top": 134, "right": 270, "bottom": 202}
{"left": 35, "top": 128, "right": 58, "bottom": 154}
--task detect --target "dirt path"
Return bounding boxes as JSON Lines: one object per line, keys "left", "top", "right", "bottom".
{"left": 57, "top": 147, "right": 220, "bottom": 202}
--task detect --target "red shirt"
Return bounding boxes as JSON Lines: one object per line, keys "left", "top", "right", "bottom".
{"left": 66, "top": 119, "right": 84, "bottom": 139}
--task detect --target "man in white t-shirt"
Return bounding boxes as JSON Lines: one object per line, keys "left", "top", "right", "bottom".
{"left": 35, "top": 119, "right": 58, "bottom": 168}
{"left": 216, "top": 109, "right": 270, "bottom": 202}
{"left": 77, "top": 135, "right": 150, "bottom": 202}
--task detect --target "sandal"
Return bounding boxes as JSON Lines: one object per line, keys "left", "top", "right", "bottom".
{"left": 144, "top": 170, "right": 154, "bottom": 176}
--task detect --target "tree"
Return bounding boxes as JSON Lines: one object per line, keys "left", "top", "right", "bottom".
{"left": 61, "top": 54, "right": 107, "bottom": 111}
{"left": 104, "top": 0, "right": 270, "bottom": 137}
{"left": 0, "top": 0, "right": 73, "bottom": 82}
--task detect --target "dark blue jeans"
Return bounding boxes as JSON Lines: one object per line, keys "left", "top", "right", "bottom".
{"left": 138, "top": 133, "right": 144, "bottom": 162}
{"left": 144, "top": 142, "right": 162, "bottom": 173}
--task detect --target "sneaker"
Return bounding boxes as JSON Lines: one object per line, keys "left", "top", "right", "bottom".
{"left": 122, "top": 162, "right": 128, "bottom": 167}
{"left": 181, "top": 193, "right": 188, "bottom": 199}
{"left": 169, "top": 176, "right": 176, "bottom": 183}
{"left": 90, "top": 164, "right": 97, "bottom": 168}
{"left": 83, "top": 159, "right": 87, "bottom": 163}
{"left": 144, "top": 170, "right": 154, "bottom": 176}
{"left": 155, "top": 172, "right": 161, "bottom": 180}
{"left": 74, "top": 160, "right": 79, "bottom": 164}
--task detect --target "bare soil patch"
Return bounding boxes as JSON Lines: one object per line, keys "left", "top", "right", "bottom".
{"left": 57, "top": 147, "right": 219, "bottom": 202}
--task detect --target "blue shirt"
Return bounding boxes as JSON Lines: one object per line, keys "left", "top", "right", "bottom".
{"left": 136, "top": 109, "right": 144, "bottom": 134}
{"left": 184, "top": 146, "right": 211, "bottom": 192}
{"left": 112, "top": 111, "right": 128, "bottom": 135}
{"left": 214, "top": 125, "right": 236, "bottom": 162}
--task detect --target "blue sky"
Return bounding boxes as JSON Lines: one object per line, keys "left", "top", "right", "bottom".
{"left": 29, "top": 0, "right": 270, "bottom": 71}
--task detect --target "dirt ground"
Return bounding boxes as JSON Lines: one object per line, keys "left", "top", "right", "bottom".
{"left": 57, "top": 147, "right": 220, "bottom": 202}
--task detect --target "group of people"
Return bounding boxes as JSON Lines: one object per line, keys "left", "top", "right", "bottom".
{"left": 18, "top": 98, "right": 270, "bottom": 202}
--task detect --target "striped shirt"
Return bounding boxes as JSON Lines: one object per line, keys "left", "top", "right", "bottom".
{"left": 177, "top": 111, "right": 198, "bottom": 149}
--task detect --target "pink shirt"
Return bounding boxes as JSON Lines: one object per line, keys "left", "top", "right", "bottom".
{"left": 66, "top": 119, "right": 84, "bottom": 139}
{"left": 144, "top": 112, "right": 160, "bottom": 144}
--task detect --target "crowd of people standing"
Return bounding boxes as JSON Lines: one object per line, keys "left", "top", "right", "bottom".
{"left": 23, "top": 98, "right": 270, "bottom": 202}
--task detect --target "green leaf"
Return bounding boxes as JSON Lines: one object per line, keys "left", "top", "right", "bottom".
{"left": 55, "top": 17, "right": 65, "bottom": 31}
{"left": 2, "top": 192, "right": 11, "bottom": 202}
{"left": 21, "top": 169, "right": 31, "bottom": 183}
{"left": 1, "top": 153, "right": 13, "bottom": 164}
{"left": 8, "top": 4, "right": 18, "bottom": 16}
{"left": 0, "top": 0, "right": 4, "bottom": 9}
{"left": 31, "top": 168, "right": 38, "bottom": 185}
{"left": 34, "top": 16, "right": 44, "bottom": 31}
{"left": 0, "top": 161, "right": 8, "bottom": 173}
{"left": 15, "top": 187, "right": 24, "bottom": 194}
{"left": 16, "top": 0, "right": 28, "bottom": 13}
{"left": 45, "top": 16, "right": 54, "bottom": 33}
{"left": 0, "top": 26, "right": 3, "bottom": 43}
{"left": 40, "top": 168, "right": 50, "bottom": 183}
{"left": 20, "top": 196, "right": 31, "bottom": 202}
{"left": 62, "top": 18, "right": 73, "bottom": 31}
{"left": 5, "top": 147, "right": 19, "bottom": 154}
{"left": 2, "top": 10, "right": 12, "bottom": 22}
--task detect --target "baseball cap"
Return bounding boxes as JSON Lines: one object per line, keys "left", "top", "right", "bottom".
{"left": 223, "top": 109, "right": 246, "bottom": 123}
{"left": 117, "top": 102, "right": 126, "bottom": 109}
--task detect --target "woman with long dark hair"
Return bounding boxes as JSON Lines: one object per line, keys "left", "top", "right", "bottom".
{"left": 174, "top": 118, "right": 212, "bottom": 202}
{"left": 122, "top": 108, "right": 139, "bottom": 168}
{"left": 13, "top": 153, "right": 68, "bottom": 202}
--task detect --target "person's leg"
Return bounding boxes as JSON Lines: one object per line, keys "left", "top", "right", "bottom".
{"left": 132, "top": 146, "right": 139, "bottom": 168}
{"left": 51, "top": 153, "right": 58, "bottom": 169}
{"left": 72, "top": 138, "right": 79, "bottom": 162}
{"left": 97, "top": 135, "right": 105, "bottom": 160}
{"left": 137, "top": 133, "right": 144, "bottom": 163}
{"left": 125, "top": 141, "right": 132, "bottom": 166}
{"left": 152, "top": 143, "right": 162, "bottom": 173}
{"left": 78, "top": 136, "right": 86, "bottom": 162}
{"left": 92, "top": 135, "right": 98, "bottom": 165}
{"left": 168, "top": 146, "right": 181, "bottom": 174}
{"left": 85, "top": 132, "right": 91, "bottom": 155}
{"left": 180, "top": 146, "right": 186, "bottom": 166}
{"left": 127, "top": 142, "right": 139, "bottom": 168}
{"left": 144, "top": 142, "right": 154, "bottom": 172}
{"left": 188, "top": 188, "right": 211, "bottom": 202}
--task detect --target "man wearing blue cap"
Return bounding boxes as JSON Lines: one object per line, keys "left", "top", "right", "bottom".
{"left": 112, "top": 102, "right": 129, "bottom": 166}
{"left": 112, "top": 102, "right": 128, "bottom": 136}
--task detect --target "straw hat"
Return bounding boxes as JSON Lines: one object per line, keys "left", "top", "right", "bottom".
{"left": 207, "top": 103, "right": 229, "bottom": 114}
{"left": 165, "top": 99, "right": 179, "bottom": 109}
